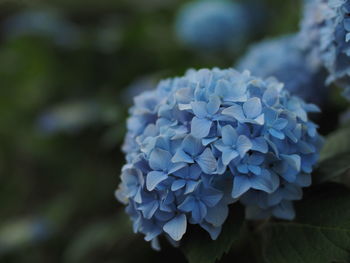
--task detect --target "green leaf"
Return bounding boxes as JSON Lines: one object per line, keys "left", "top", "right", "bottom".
{"left": 262, "top": 183, "right": 350, "bottom": 263}
{"left": 320, "top": 127, "right": 350, "bottom": 162}
{"left": 314, "top": 153, "right": 350, "bottom": 184}
{"left": 181, "top": 205, "right": 244, "bottom": 263}
{"left": 315, "top": 127, "right": 350, "bottom": 183}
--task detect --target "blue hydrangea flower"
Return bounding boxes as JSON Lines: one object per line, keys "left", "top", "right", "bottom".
{"left": 175, "top": 0, "right": 248, "bottom": 50}
{"left": 116, "top": 68, "right": 322, "bottom": 247}
{"left": 236, "top": 35, "right": 327, "bottom": 105}
{"left": 299, "top": 0, "right": 350, "bottom": 100}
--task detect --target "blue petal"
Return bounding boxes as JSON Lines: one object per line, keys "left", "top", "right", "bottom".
{"left": 262, "top": 86, "right": 279, "bottom": 106}
{"left": 269, "top": 128, "right": 285, "bottom": 139}
{"left": 206, "top": 95, "right": 221, "bottom": 115}
{"left": 189, "top": 165, "right": 202, "bottom": 180}
{"left": 182, "top": 135, "right": 204, "bottom": 156}
{"left": 191, "top": 117, "right": 212, "bottom": 138}
{"left": 222, "top": 149, "right": 239, "bottom": 165}
{"left": 146, "top": 171, "right": 168, "bottom": 191}
{"left": 205, "top": 202, "right": 228, "bottom": 227}
{"left": 163, "top": 214, "right": 187, "bottom": 241}
{"left": 215, "top": 79, "right": 247, "bottom": 102}
{"left": 172, "top": 149, "right": 194, "bottom": 163}
{"left": 149, "top": 148, "right": 172, "bottom": 171}
{"left": 281, "top": 154, "right": 301, "bottom": 171}
{"left": 232, "top": 175, "right": 251, "bottom": 198}
{"left": 243, "top": 97, "right": 262, "bottom": 119}
{"left": 250, "top": 173, "right": 276, "bottom": 193}
{"left": 221, "top": 104, "right": 245, "bottom": 122}
{"left": 273, "top": 118, "right": 288, "bottom": 130}
{"left": 200, "top": 222, "right": 222, "bottom": 240}
{"left": 139, "top": 200, "right": 159, "bottom": 219}
{"left": 236, "top": 135, "right": 252, "bottom": 157}
{"left": 168, "top": 162, "right": 187, "bottom": 174}
{"left": 171, "top": 179, "right": 186, "bottom": 191}
{"left": 196, "top": 148, "right": 217, "bottom": 174}
{"left": 185, "top": 180, "right": 200, "bottom": 194}
{"left": 252, "top": 137, "right": 268, "bottom": 153}
{"left": 248, "top": 165, "right": 261, "bottom": 175}
{"left": 200, "top": 187, "right": 223, "bottom": 207}
{"left": 272, "top": 201, "right": 295, "bottom": 220}
{"left": 202, "top": 137, "right": 218, "bottom": 146}
{"left": 178, "top": 196, "right": 195, "bottom": 212}
{"left": 191, "top": 101, "right": 208, "bottom": 118}
{"left": 192, "top": 201, "right": 207, "bottom": 222}
{"left": 134, "top": 187, "right": 143, "bottom": 203}
{"left": 151, "top": 238, "right": 161, "bottom": 251}
{"left": 221, "top": 125, "right": 237, "bottom": 146}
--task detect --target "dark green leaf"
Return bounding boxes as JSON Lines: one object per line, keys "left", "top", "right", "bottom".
{"left": 320, "top": 127, "right": 350, "bottom": 162}
{"left": 262, "top": 183, "right": 350, "bottom": 263}
{"left": 181, "top": 205, "right": 244, "bottom": 263}
{"left": 315, "top": 127, "right": 350, "bottom": 183}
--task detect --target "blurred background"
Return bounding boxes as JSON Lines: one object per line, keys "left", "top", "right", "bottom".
{"left": 0, "top": 0, "right": 341, "bottom": 262}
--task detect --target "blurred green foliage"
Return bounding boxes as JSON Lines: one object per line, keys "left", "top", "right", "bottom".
{"left": 0, "top": 0, "right": 345, "bottom": 262}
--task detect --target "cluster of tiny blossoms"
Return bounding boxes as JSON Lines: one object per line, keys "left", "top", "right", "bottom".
{"left": 116, "top": 68, "right": 322, "bottom": 247}
{"left": 299, "top": 0, "right": 350, "bottom": 99}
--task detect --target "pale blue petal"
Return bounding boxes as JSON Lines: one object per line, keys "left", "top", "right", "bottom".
{"left": 191, "top": 117, "right": 212, "bottom": 138}
{"left": 262, "top": 86, "right": 279, "bottom": 106}
{"left": 273, "top": 118, "right": 288, "bottom": 130}
{"left": 163, "top": 214, "right": 187, "bottom": 241}
{"left": 232, "top": 175, "right": 251, "bottom": 198}
{"left": 172, "top": 149, "right": 194, "bottom": 163}
{"left": 149, "top": 148, "right": 172, "bottom": 171}
{"left": 196, "top": 148, "right": 217, "bottom": 174}
{"left": 221, "top": 125, "right": 238, "bottom": 146}
{"left": 281, "top": 154, "right": 301, "bottom": 171}
{"left": 222, "top": 149, "right": 239, "bottom": 165}
{"left": 252, "top": 137, "right": 268, "bottom": 153}
{"left": 139, "top": 200, "right": 159, "bottom": 219}
{"left": 171, "top": 179, "right": 187, "bottom": 191}
{"left": 185, "top": 180, "right": 200, "bottom": 194}
{"left": 243, "top": 97, "right": 262, "bottom": 119}
{"left": 250, "top": 173, "right": 275, "bottom": 193}
{"left": 191, "top": 101, "right": 208, "bottom": 118}
{"left": 206, "top": 95, "right": 221, "bottom": 115}
{"left": 146, "top": 171, "right": 168, "bottom": 191}
{"left": 269, "top": 128, "right": 285, "bottom": 139}
{"left": 182, "top": 135, "right": 204, "bottom": 156}
{"left": 221, "top": 104, "right": 245, "bottom": 122}
{"left": 236, "top": 135, "right": 252, "bottom": 157}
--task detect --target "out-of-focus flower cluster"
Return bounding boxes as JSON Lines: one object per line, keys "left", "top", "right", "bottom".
{"left": 299, "top": 0, "right": 350, "bottom": 99}
{"left": 116, "top": 68, "right": 322, "bottom": 246}
{"left": 175, "top": 0, "right": 248, "bottom": 50}
{"left": 237, "top": 34, "right": 327, "bottom": 105}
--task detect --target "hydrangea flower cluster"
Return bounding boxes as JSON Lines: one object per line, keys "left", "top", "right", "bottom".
{"left": 116, "top": 68, "right": 322, "bottom": 247}
{"left": 236, "top": 35, "right": 327, "bottom": 105}
{"left": 175, "top": 0, "right": 248, "bottom": 50}
{"left": 299, "top": 0, "right": 350, "bottom": 99}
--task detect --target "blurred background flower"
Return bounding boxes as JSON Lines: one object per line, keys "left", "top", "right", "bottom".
{"left": 236, "top": 34, "right": 328, "bottom": 105}
{"left": 175, "top": 0, "right": 248, "bottom": 51}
